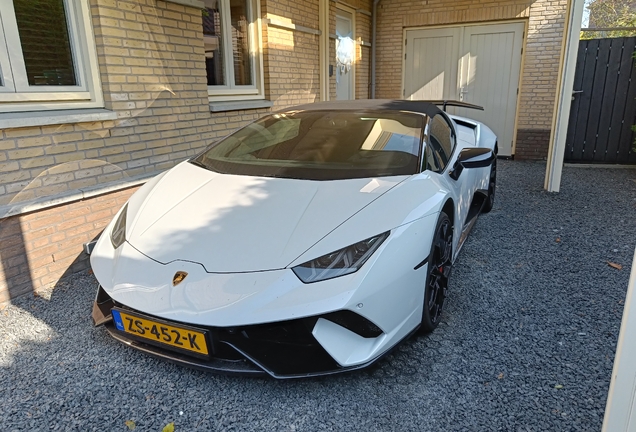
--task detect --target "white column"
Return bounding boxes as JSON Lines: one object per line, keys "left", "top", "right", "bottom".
{"left": 319, "top": 0, "right": 330, "bottom": 101}
{"left": 603, "top": 248, "right": 636, "bottom": 431}
{"left": 544, "top": 0, "right": 585, "bottom": 192}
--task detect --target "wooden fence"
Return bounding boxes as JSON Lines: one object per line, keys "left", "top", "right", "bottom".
{"left": 565, "top": 37, "right": 636, "bottom": 164}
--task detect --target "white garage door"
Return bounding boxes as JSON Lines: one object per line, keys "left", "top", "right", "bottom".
{"left": 404, "top": 22, "right": 525, "bottom": 156}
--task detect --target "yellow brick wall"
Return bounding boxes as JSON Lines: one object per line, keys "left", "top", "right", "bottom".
{"left": 329, "top": 4, "right": 337, "bottom": 100}
{"left": 261, "top": 0, "right": 372, "bottom": 105}
{"left": 374, "top": 0, "right": 567, "bottom": 134}
{"left": 519, "top": 0, "right": 568, "bottom": 130}
{"left": 263, "top": 26, "right": 321, "bottom": 108}
{"left": 1, "top": 0, "right": 566, "bottom": 302}
{"left": 0, "top": 0, "right": 378, "bottom": 301}
{"left": 262, "top": 0, "right": 321, "bottom": 108}
{"left": 0, "top": 0, "right": 270, "bottom": 208}
{"left": 330, "top": 0, "right": 372, "bottom": 101}
{"left": 356, "top": 4, "right": 372, "bottom": 100}
{"left": 0, "top": 186, "right": 137, "bottom": 303}
{"left": 0, "top": 0, "right": 279, "bottom": 301}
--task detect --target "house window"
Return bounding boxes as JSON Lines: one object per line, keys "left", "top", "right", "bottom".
{"left": 0, "top": 0, "right": 102, "bottom": 113}
{"left": 203, "top": 0, "right": 263, "bottom": 100}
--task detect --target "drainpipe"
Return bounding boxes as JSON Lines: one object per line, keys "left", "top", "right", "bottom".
{"left": 370, "top": 0, "right": 381, "bottom": 99}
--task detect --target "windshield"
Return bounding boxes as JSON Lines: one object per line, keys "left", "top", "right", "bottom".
{"left": 192, "top": 110, "right": 425, "bottom": 180}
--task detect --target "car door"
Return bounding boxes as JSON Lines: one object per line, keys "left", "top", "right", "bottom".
{"left": 426, "top": 114, "right": 475, "bottom": 255}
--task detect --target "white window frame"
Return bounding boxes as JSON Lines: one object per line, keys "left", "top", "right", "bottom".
{"left": 0, "top": 0, "right": 104, "bottom": 113}
{"left": 206, "top": 0, "right": 265, "bottom": 102}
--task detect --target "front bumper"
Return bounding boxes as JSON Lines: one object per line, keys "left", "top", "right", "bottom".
{"left": 91, "top": 211, "right": 431, "bottom": 377}
{"left": 93, "top": 286, "right": 388, "bottom": 378}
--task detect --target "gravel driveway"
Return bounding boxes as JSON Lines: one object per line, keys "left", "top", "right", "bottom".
{"left": 1, "top": 161, "right": 635, "bottom": 431}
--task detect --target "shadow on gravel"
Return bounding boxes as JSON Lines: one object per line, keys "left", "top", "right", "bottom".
{"left": 1, "top": 161, "right": 635, "bottom": 431}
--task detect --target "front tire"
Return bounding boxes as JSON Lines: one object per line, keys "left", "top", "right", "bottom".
{"left": 420, "top": 212, "right": 453, "bottom": 333}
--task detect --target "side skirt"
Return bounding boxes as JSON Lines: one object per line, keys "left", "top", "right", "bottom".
{"left": 454, "top": 189, "right": 488, "bottom": 259}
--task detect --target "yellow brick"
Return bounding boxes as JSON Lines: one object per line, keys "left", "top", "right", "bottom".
{"left": 96, "top": 7, "right": 125, "bottom": 19}
{"left": 41, "top": 124, "right": 75, "bottom": 135}
{"left": 53, "top": 153, "right": 85, "bottom": 164}
{"left": 103, "top": 65, "right": 132, "bottom": 75}
{"left": 4, "top": 128, "right": 42, "bottom": 138}
{"left": 99, "top": 146, "right": 124, "bottom": 157}
{"left": 106, "top": 153, "right": 132, "bottom": 164}
{"left": 34, "top": 184, "right": 69, "bottom": 197}
{"left": 0, "top": 161, "right": 19, "bottom": 172}
{"left": 77, "top": 140, "right": 105, "bottom": 151}
{"left": 68, "top": 178, "right": 98, "bottom": 190}
{"left": 8, "top": 148, "right": 45, "bottom": 159}
{"left": 19, "top": 156, "right": 55, "bottom": 169}
{"left": 0, "top": 139, "right": 16, "bottom": 150}
{"left": 52, "top": 133, "right": 83, "bottom": 144}
{"left": 46, "top": 143, "right": 78, "bottom": 155}
{"left": 98, "top": 26, "right": 128, "bottom": 38}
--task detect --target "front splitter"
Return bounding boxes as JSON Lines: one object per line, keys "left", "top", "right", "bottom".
{"left": 94, "top": 286, "right": 395, "bottom": 379}
{"left": 104, "top": 324, "right": 267, "bottom": 376}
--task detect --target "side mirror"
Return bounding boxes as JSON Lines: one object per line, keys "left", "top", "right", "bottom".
{"left": 449, "top": 147, "right": 495, "bottom": 180}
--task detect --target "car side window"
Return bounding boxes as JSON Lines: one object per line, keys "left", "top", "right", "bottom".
{"left": 427, "top": 115, "right": 454, "bottom": 172}
{"left": 424, "top": 138, "right": 440, "bottom": 172}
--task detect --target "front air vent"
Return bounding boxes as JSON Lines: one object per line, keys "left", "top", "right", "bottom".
{"left": 322, "top": 310, "right": 383, "bottom": 338}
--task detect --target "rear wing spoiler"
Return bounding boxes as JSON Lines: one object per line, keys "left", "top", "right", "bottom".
{"left": 425, "top": 100, "right": 484, "bottom": 112}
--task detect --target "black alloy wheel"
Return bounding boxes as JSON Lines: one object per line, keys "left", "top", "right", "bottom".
{"left": 482, "top": 157, "right": 497, "bottom": 213}
{"left": 420, "top": 212, "right": 453, "bottom": 333}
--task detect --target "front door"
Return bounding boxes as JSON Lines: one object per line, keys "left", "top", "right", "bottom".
{"left": 336, "top": 7, "right": 355, "bottom": 100}
{"left": 404, "top": 22, "right": 525, "bottom": 156}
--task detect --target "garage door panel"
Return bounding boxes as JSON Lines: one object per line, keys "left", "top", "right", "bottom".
{"left": 405, "top": 28, "right": 459, "bottom": 101}
{"left": 404, "top": 22, "right": 524, "bottom": 157}
{"left": 457, "top": 23, "right": 524, "bottom": 156}
{"left": 460, "top": 31, "right": 513, "bottom": 138}
{"left": 415, "top": 36, "right": 451, "bottom": 99}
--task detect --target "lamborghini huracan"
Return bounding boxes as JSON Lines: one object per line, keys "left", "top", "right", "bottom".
{"left": 90, "top": 100, "right": 497, "bottom": 378}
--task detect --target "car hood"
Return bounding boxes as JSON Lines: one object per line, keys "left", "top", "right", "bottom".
{"left": 126, "top": 162, "right": 407, "bottom": 273}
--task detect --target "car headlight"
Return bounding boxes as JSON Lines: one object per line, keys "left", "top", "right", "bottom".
{"left": 292, "top": 232, "right": 390, "bottom": 283}
{"left": 110, "top": 204, "right": 128, "bottom": 249}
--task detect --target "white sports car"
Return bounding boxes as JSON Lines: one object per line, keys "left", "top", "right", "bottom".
{"left": 91, "top": 100, "right": 497, "bottom": 378}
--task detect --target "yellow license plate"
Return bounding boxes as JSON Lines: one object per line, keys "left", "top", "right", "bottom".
{"left": 111, "top": 308, "right": 209, "bottom": 356}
